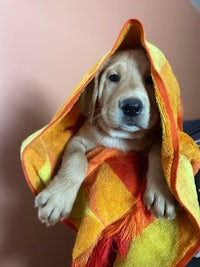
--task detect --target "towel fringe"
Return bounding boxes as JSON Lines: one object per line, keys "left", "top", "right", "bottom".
{"left": 72, "top": 199, "right": 154, "bottom": 267}
{"left": 87, "top": 199, "right": 153, "bottom": 266}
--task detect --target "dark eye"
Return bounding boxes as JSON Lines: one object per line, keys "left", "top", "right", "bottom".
{"left": 146, "top": 75, "right": 153, "bottom": 85}
{"left": 108, "top": 74, "right": 120, "bottom": 82}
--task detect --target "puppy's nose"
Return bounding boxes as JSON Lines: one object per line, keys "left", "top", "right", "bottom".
{"left": 119, "top": 98, "right": 143, "bottom": 116}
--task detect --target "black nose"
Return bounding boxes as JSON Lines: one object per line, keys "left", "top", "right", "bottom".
{"left": 119, "top": 98, "right": 143, "bottom": 117}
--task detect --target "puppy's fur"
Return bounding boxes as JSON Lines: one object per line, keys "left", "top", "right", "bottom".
{"left": 35, "top": 49, "right": 176, "bottom": 226}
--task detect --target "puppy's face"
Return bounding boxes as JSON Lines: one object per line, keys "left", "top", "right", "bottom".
{"left": 81, "top": 49, "right": 159, "bottom": 139}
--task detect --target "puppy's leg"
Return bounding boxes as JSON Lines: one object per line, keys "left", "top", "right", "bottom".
{"left": 143, "top": 142, "right": 176, "bottom": 220}
{"left": 35, "top": 137, "right": 88, "bottom": 226}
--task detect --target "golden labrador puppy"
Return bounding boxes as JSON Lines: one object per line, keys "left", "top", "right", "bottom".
{"left": 35, "top": 49, "right": 176, "bottom": 226}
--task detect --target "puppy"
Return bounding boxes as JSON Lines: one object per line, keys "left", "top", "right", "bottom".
{"left": 35, "top": 49, "right": 176, "bottom": 226}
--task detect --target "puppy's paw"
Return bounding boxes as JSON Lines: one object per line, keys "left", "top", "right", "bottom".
{"left": 34, "top": 188, "right": 76, "bottom": 226}
{"left": 143, "top": 182, "right": 176, "bottom": 220}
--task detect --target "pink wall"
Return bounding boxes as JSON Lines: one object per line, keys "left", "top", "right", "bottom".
{"left": 0, "top": 0, "right": 199, "bottom": 266}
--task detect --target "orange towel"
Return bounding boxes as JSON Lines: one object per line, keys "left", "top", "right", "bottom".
{"left": 21, "top": 19, "right": 200, "bottom": 266}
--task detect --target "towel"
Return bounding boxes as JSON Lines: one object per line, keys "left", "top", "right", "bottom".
{"left": 20, "top": 19, "right": 200, "bottom": 267}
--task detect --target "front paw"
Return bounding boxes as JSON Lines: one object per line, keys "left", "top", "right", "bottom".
{"left": 143, "top": 183, "right": 176, "bottom": 221}
{"left": 34, "top": 188, "right": 75, "bottom": 226}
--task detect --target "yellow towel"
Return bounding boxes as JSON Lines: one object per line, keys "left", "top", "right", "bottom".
{"left": 21, "top": 19, "right": 200, "bottom": 266}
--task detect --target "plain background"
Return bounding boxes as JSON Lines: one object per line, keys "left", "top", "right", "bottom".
{"left": 0, "top": 0, "right": 200, "bottom": 266}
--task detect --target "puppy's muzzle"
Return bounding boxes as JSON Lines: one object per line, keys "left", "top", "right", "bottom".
{"left": 117, "top": 98, "right": 146, "bottom": 129}
{"left": 119, "top": 98, "right": 143, "bottom": 117}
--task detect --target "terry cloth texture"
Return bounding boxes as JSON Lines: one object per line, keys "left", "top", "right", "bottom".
{"left": 184, "top": 120, "right": 200, "bottom": 204}
{"left": 21, "top": 19, "right": 200, "bottom": 267}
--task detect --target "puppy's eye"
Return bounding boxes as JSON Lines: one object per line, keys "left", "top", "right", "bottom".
{"left": 108, "top": 74, "right": 120, "bottom": 82}
{"left": 146, "top": 75, "right": 153, "bottom": 85}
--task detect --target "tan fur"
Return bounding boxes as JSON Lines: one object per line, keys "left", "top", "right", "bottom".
{"left": 35, "top": 49, "right": 176, "bottom": 226}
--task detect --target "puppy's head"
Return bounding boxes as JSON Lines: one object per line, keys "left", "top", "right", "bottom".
{"left": 80, "top": 49, "right": 159, "bottom": 139}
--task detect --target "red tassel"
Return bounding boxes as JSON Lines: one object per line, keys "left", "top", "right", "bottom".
{"left": 86, "top": 237, "right": 113, "bottom": 267}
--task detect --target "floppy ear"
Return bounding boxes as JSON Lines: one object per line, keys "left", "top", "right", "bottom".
{"left": 79, "top": 58, "right": 110, "bottom": 122}
{"left": 79, "top": 76, "right": 99, "bottom": 122}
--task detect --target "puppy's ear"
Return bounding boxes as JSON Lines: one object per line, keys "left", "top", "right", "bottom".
{"left": 79, "top": 58, "right": 109, "bottom": 121}
{"left": 79, "top": 76, "right": 99, "bottom": 122}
